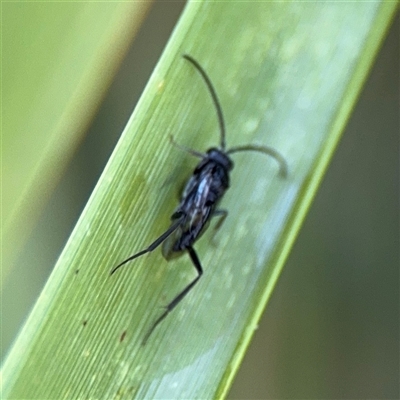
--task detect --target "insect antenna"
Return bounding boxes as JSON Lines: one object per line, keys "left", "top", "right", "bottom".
{"left": 183, "top": 54, "right": 227, "bottom": 150}
{"left": 227, "top": 144, "right": 289, "bottom": 178}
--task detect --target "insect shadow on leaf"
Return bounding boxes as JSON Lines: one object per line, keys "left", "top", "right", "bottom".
{"left": 111, "top": 54, "right": 288, "bottom": 345}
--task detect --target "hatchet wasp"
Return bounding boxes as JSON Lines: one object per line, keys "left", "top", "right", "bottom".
{"left": 111, "top": 54, "right": 288, "bottom": 344}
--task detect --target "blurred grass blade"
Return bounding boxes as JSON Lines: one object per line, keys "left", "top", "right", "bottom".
{"left": 2, "top": 1, "right": 151, "bottom": 278}
{"left": 1, "top": 2, "right": 397, "bottom": 399}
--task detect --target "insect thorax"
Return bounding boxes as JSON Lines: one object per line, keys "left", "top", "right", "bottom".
{"left": 162, "top": 149, "right": 232, "bottom": 257}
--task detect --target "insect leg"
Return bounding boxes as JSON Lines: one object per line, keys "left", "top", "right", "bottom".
{"left": 110, "top": 217, "right": 183, "bottom": 275}
{"left": 210, "top": 209, "right": 228, "bottom": 245}
{"left": 169, "top": 135, "right": 205, "bottom": 159}
{"left": 142, "top": 246, "right": 203, "bottom": 345}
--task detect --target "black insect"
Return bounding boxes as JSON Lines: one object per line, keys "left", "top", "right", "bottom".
{"left": 111, "top": 54, "right": 288, "bottom": 344}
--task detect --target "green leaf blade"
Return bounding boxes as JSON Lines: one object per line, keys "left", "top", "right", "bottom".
{"left": 2, "top": 1, "right": 151, "bottom": 277}
{"left": 2, "top": 2, "right": 396, "bottom": 399}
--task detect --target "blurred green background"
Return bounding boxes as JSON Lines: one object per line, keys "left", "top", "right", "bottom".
{"left": 2, "top": 2, "right": 398, "bottom": 398}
